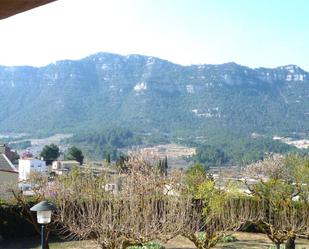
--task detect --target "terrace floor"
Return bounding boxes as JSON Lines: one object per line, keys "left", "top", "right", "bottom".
{"left": 1, "top": 232, "right": 309, "bottom": 249}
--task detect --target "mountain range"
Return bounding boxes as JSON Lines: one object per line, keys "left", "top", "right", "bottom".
{"left": 0, "top": 52, "right": 308, "bottom": 141}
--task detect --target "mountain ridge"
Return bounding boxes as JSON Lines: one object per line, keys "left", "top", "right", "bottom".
{"left": 0, "top": 52, "right": 308, "bottom": 139}
{"left": 1, "top": 52, "right": 308, "bottom": 75}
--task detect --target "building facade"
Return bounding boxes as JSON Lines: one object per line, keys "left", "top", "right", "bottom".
{"left": 51, "top": 160, "right": 80, "bottom": 175}
{"left": 18, "top": 158, "right": 47, "bottom": 181}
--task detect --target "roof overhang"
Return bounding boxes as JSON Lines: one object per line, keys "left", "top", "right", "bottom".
{"left": 0, "top": 169, "right": 18, "bottom": 174}
{"left": 0, "top": 0, "right": 56, "bottom": 20}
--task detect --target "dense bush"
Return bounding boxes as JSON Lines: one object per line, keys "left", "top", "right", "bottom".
{"left": 239, "top": 221, "right": 263, "bottom": 233}
{"left": 0, "top": 205, "right": 37, "bottom": 239}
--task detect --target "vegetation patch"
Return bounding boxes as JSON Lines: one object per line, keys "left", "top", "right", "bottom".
{"left": 127, "top": 242, "right": 165, "bottom": 249}
{"left": 218, "top": 235, "right": 238, "bottom": 243}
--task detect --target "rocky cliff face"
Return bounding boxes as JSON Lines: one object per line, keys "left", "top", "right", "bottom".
{"left": 0, "top": 52, "right": 308, "bottom": 136}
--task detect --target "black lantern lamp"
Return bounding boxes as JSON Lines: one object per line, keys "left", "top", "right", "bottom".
{"left": 30, "top": 201, "right": 57, "bottom": 249}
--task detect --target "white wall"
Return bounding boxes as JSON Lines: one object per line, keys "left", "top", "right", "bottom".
{"left": 18, "top": 159, "right": 47, "bottom": 181}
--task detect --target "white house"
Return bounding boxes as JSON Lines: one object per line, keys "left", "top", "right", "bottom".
{"left": 51, "top": 160, "right": 80, "bottom": 175}
{"left": 19, "top": 158, "right": 47, "bottom": 181}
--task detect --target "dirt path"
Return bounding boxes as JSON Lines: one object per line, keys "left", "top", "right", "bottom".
{"left": 164, "top": 232, "right": 309, "bottom": 249}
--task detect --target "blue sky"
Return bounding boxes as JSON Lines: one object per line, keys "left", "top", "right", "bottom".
{"left": 0, "top": 0, "right": 308, "bottom": 70}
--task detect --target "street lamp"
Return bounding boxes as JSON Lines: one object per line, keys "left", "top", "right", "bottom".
{"left": 30, "top": 201, "right": 57, "bottom": 249}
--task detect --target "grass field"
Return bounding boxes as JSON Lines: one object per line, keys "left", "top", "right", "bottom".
{"left": 1, "top": 232, "right": 309, "bottom": 249}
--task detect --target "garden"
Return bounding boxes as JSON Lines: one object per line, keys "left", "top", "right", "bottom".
{"left": 1, "top": 153, "right": 309, "bottom": 249}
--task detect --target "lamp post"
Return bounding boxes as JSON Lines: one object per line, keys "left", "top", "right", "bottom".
{"left": 30, "top": 201, "right": 57, "bottom": 249}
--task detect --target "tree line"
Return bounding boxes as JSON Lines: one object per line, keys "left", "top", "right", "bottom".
{"left": 40, "top": 144, "right": 84, "bottom": 165}
{"left": 191, "top": 135, "right": 303, "bottom": 168}
{"left": 67, "top": 128, "right": 142, "bottom": 160}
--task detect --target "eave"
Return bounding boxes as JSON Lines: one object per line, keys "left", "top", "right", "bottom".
{"left": 0, "top": 0, "right": 56, "bottom": 20}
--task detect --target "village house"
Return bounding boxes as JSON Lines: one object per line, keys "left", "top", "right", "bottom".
{"left": 51, "top": 160, "right": 80, "bottom": 175}
{"left": 18, "top": 157, "right": 47, "bottom": 181}
{"left": 18, "top": 156, "right": 47, "bottom": 193}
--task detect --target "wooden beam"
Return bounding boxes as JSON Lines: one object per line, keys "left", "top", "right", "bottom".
{"left": 0, "top": 0, "right": 56, "bottom": 20}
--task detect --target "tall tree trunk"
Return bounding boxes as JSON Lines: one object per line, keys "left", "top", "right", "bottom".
{"left": 275, "top": 243, "right": 281, "bottom": 249}
{"left": 285, "top": 236, "right": 296, "bottom": 249}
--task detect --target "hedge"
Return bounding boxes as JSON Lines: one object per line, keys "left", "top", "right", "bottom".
{"left": 0, "top": 205, "right": 37, "bottom": 239}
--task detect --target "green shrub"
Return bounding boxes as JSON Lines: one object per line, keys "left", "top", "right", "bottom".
{"left": 195, "top": 233, "right": 237, "bottom": 244}
{"left": 218, "top": 235, "right": 237, "bottom": 243}
{"left": 127, "top": 242, "right": 165, "bottom": 249}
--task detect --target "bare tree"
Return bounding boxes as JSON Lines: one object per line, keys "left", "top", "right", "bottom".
{"left": 244, "top": 154, "right": 309, "bottom": 249}
{"left": 182, "top": 197, "right": 262, "bottom": 249}
{"left": 254, "top": 199, "right": 309, "bottom": 249}
{"left": 52, "top": 153, "right": 191, "bottom": 249}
